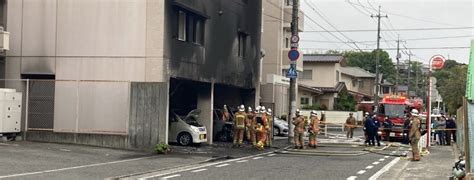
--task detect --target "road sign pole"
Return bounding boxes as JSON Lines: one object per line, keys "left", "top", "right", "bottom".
{"left": 288, "top": 0, "right": 299, "bottom": 144}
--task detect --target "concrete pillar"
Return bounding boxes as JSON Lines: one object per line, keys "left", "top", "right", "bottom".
{"left": 197, "top": 82, "right": 214, "bottom": 144}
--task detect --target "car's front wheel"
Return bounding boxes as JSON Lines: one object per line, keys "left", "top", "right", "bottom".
{"left": 177, "top": 132, "right": 193, "bottom": 146}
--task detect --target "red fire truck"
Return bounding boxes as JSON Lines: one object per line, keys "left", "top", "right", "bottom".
{"left": 376, "top": 95, "right": 423, "bottom": 141}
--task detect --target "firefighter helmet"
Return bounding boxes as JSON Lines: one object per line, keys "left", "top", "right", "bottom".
{"left": 239, "top": 105, "right": 245, "bottom": 112}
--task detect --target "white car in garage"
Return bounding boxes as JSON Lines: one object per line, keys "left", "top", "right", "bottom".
{"left": 168, "top": 109, "right": 207, "bottom": 146}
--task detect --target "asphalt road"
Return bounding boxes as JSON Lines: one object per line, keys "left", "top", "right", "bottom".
{"left": 132, "top": 147, "right": 405, "bottom": 180}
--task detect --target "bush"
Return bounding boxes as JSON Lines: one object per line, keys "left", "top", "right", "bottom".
{"left": 154, "top": 143, "right": 171, "bottom": 154}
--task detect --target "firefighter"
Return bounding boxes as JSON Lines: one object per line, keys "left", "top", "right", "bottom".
{"left": 254, "top": 107, "right": 268, "bottom": 150}
{"left": 222, "top": 105, "right": 230, "bottom": 122}
{"left": 292, "top": 109, "right": 305, "bottom": 149}
{"left": 265, "top": 108, "right": 273, "bottom": 147}
{"left": 308, "top": 110, "right": 320, "bottom": 148}
{"left": 245, "top": 106, "right": 254, "bottom": 144}
{"left": 345, "top": 112, "right": 357, "bottom": 139}
{"left": 409, "top": 109, "right": 422, "bottom": 161}
{"left": 233, "top": 105, "right": 246, "bottom": 147}
{"left": 248, "top": 106, "right": 260, "bottom": 146}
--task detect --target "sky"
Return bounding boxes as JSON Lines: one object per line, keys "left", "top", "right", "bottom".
{"left": 299, "top": 0, "right": 474, "bottom": 64}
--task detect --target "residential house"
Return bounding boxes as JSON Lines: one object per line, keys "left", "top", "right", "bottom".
{"left": 340, "top": 66, "right": 375, "bottom": 101}
{"left": 299, "top": 54, "right": 377, "bottom": 110}
{"left": 299, "top": 54, "right": 346, "bottom": 110}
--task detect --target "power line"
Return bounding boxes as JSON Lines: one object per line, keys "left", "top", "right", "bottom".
{"left": 348, "top": 1, "right": 467, "bottom": 27}
{"left": 300, "top": 46, "right": 470, "bottom": 51}
{"left": 304, "top": 26, "right": 474, "bottom": 32}
{"left": 305, "top": 0, "right": 363, "bottom": 51}
{"left": 301, "top": 35, "right": 474, "bottom": 43}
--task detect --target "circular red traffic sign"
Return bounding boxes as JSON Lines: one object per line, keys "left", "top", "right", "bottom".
{"left": 430, "top": 55, "right": 446, "bottom": 70}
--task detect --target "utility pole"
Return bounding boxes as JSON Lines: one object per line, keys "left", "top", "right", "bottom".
{"left": 288, "top": 0, "right": 299, "bottom": 144}
{"left": 395, "top": 35, "right": 401, "bottom": 95}
{"left": 407, "top": 52, "right": 412, "bottom": 96}
{"left": 415, "top": 61, "right": 419, "bottom": 96}
{"left": 371, "top": 6, "right": 387, "bottom": 113}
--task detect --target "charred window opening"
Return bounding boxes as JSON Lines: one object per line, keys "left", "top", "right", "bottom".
{"left": 177, "top": 11, "right": 187, "bottom": 41}
{"left": 176, "top": 8, "right": 206, "bottom": 45}
{"left": 238, "top": 32, "right": 247, "bottom": 58}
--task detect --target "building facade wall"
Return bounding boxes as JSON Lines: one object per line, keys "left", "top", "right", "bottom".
{"left": 5, "top": 0, "right": 169, "bottom": 149}
{"left": 300, "top": 62, "right": 337, "bottom": 87}
{"left": 164, "top": 0, "right": 262, "bottom": 89}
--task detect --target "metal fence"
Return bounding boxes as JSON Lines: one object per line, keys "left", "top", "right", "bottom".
{"left": 0, "top": 79, "right": 132, "bottom": 136}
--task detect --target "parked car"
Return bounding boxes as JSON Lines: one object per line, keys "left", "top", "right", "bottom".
{"left": 168, "top": 109, "right": 208, "bottom": 146}
{"left": 273, "top": 117, "right": 289, "bottom": 136}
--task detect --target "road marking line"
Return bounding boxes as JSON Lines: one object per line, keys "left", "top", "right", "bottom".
{"left": 347, "top": 176, "right": 357, "bottom": 180}
{"left": 372, "top": 162, "right": 380, "bottom": 165}
{"left": 267, "top": 154, "right": 276, "bottom": 157}
{"left": 357, "top": 170, "right": 366, "bottom": 175}
{"left": 369, "top": 157, "right": 401, "bottom": 180}
{"left": 161, "top": 174, "right": 181, "bottom": 179}
{"left": 366, "top": 166, "right": 374, "bottom": 169}
{"left": 236, "top": 160, "right": 248, "bottom": 163}
{"left": 253, "top": 157, "right": 263, "bottom": 160}
{"left": 136, "top": 151, "right": 275, "bottom": 179}
{"left": 0, "top": 156, "right": 155, "bottom": 179}
{"left": 391, "top": 151, "right": 396, "bottom": 153}
{"left": 384, "top": 156, "right": 389, "bottom": 158}
{"left": 215, "top": 164, "right": 230, "bottom": 168}
{"left": 191, "top": 169, "right": 207, "bottom": 173}
{"left": 379, "top": 158, "right": 385, "bottom": 161}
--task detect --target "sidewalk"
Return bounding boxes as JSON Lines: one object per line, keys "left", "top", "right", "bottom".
{"left": 379, "top": 145, "right": 456, "bottom": 179}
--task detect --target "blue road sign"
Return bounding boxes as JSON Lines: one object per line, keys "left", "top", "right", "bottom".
{"left": 286, "top": 64, "right": 298, "bottom": 78}
{"left": 288, "top": 50, "right": 300, "bottom": 61}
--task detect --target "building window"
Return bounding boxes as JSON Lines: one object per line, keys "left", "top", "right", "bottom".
{"left": 383, "top": 86, "right": 390, "bottom": 94}
{"left": 238, "top": 33, "right": 247, "bottom": 57}
{"left": 302, "top": 70, "right": 312, "bottom": 80}
{"left": 336, "top": 70, "right": 340, "bottom": 82}
{"left": 285, "top": 37, "right": 289, "bottom": 48}
{"left": 301, "top": 97, "right": 309, "bottom": 105}
{"left": 359, "top": 80, "right": 364, "bottom": 88}
{"left": 176, "top": 9, "right": 206, "bottom": 45}
{"left": 286, "top": 0, "right": 293, "bottom": 6}
{"left": 352, "top": 79, "right": 357, "bottom": 87}
{"left": 178, "top": 11, "right": 187, "bottom": 41}
{"left": 192, "top": 17, "right": 204, "bottom": 45}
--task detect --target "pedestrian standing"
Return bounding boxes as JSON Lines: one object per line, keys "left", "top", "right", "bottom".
{"left": 446, "top": 115, "right": 456, "bottom": 145}
{"left": 364, "top": 115, "right": 376, "bottom": 146}
{"left": 409, "top": 109, "right": 422, "bottom": 161}
{"left": 345, "top": 113, "right": 356, "bottom": 138}
{"left": 436, "top": 116, "right": 446, "bottom": 145}
{"left": 403, "top": 114, "right": 411, "bottom": 145}
{"left": 373, "top": 115, "right": 381, "bottom": 146}
{"left": 362, "top": 112, "right": 370, "bottom": 145}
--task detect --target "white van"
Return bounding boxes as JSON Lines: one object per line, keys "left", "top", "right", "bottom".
{"left": 168, "top": 109, "right": 208, "bottom": 146}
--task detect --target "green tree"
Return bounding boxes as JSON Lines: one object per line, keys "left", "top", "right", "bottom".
{"left": 334, "top": 89, "right": 356, "bottom": 111}
{"left": 344, "top": 50, "right": 397, "bottom": 83}
{"left": 432, "top": 61, "right": 467, "bottom": 114}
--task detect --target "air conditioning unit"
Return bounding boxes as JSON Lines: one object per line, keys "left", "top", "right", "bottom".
{"left": 0, "top": 89, "right": 22, "bottom": 134}
{"left": 0, "top": 27, "right": 10, "bottom": 51}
